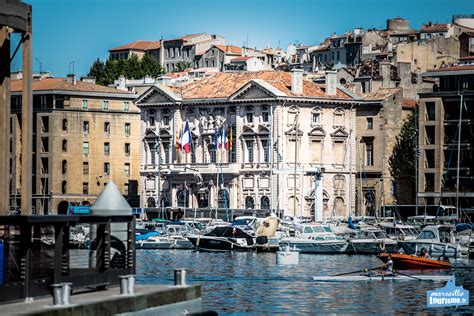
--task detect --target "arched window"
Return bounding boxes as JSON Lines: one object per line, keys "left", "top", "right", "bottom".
{"left": 160, "top": 197, "right": 171, "bottom": 208}
{"left": 62, "top": 119, "right": 68, "bottom": 132}
{"left": 62, "top": 139, "right": 68, "bottom": 152}
{"left": 61, "top": 181, "right": 67, "bottom": 194}
{"left": 339, "top": 78, "right": 346, "bottom": 85}
{"left": 261, "top": 196, "right": 270, "bottom": 209}
{"left": 333, "top": 197, "right": 345, "bottom": 217}
{"left": 245, "top": 196, "right": 255, "bottom": 209}
{"left": 177, "top": 189, "right": 189, "bottom": 208}
{"left": 333, "top": 174, "right": 345, "bottom": 190}
{"left": 147, "top": 197, "right": 156, "bottom": 208}
{"left": 218, "top": 189, "right": 229, "bottom": 208}
{"left": 62, "top": 160, "right": 67, "bottom": 174}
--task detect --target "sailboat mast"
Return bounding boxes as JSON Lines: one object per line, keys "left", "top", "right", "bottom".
{"left": 293, "top": 114, "right": 299, "bottom": 218}
{"left": 455, "top": 93, "right": 463, "bottom": 221}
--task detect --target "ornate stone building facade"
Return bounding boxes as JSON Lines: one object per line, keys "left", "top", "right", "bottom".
{"left": 136, "top": 71, "right": 360, "bottom": 219}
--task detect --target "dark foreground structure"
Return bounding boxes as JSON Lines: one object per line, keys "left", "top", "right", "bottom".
{"left": 0, "top": 215, "right": 201, "bottom": 315}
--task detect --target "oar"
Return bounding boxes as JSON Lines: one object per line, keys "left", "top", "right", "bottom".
{"left": 333, "top": 267, "right": 380, "bottom": 277}
{"left": 393, "top": 270, "right": 422, "bottom": 281}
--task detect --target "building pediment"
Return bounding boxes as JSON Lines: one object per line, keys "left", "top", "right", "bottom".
{"left": 285, "top": 126, "right": 304, "bottom": 137}
{"left": 308, "top": 127, "right": 326, "bottom": 138}
{"left": 229, "top": 79, "right": 285, "bottom": 101}
{"left": 330, "top": 127, "right": 349, "bottom": 139}
{"left": 135, "top": 84, "right": 182, "bottom": 106}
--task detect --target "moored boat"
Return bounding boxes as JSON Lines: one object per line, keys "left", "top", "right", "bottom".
{"left": 377, "top": 252, "right": 451, "bottom": 269}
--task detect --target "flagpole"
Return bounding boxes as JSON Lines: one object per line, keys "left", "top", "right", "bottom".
{"left": 220, "top": 125, "right": 229, "bottom": 222}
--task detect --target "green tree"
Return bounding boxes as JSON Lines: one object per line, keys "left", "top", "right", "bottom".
{"left": 176, "top": 61, "right": 192, "bottom": 72}
{"left": 141, "top": 53, "right": 164, "bottom": 77}
{"left": 388, "top": 106, "right": 419, "bottom": 204}
{"left": 87, "top": 58, "right": 107, "bottom": 85}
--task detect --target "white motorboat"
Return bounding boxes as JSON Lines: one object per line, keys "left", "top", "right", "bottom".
{"left": 399, "top": 225, "right": 464, "bottom": 259}
{"left": 346, "top": 227, "right": 399, "bottom": 254}
{"left": 378, "top": 222, "right": 419, "bottom": 241}
{"left": 280, "top": 224, "right": 348, "bottom": 253}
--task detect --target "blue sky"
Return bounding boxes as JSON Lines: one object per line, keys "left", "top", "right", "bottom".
{"left": 10, "top": 0, "right": 473, "bottom": 77}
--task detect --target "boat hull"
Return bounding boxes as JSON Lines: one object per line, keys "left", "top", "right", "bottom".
{"left": 187, "top": 236, "right": 255, "bottom": 252}
{"left": 313, "top": 274, "right": 452, "bottom": 282}
{"left": 280, "top": 238, "right": 348, "bottom": 253}
{"left": 377, "top": 253, "right": 451, "bottom": 269}
{"left": 399, "top": 241, "right": 461, "bottom": 259}
{"left": 346, "top": 240, "right": 399, "bottom": 254}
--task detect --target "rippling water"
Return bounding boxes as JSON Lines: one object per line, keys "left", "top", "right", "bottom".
{"left": 136, "top": 250, "right": 474, "bottom": 315}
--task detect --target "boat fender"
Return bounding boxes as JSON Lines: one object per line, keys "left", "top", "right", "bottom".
{"left": 197, "top": 236, "right": 200, "bottom": 246}
{"left": 380, "top": 241, "right": 386, "bottom": 251}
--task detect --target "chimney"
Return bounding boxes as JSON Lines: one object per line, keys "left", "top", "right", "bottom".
{"left": 117, "top": 75, "right": 127, "bottom": 91}
{"left": 80, "top": 76, "right": 96, "bottom": 84}
{"left": 159, "top": 37, "right": 165, "bottom": 68}
{"left": 380, "top": 61, "right": 391, "bottom": 88}
{"left": 291, "top": 69, "right": 303, "bottom": 95}
{"left": 325, "top": 70, "right": 337, "bottom": 96}
{"left": 66, "top": 74, "right": 76, "bottom": 85}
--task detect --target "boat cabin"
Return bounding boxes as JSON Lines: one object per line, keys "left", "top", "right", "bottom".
{"left": 416, "top": 225, "right": 456, "bottom": 243}
{"left": 379, "top": 223, "right": 418, "bottom": 240}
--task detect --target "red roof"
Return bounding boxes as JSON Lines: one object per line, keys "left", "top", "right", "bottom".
{"left": 402, "top": 98, "right": 417, "bottom": 109}
{"left": 231, "top": 56, "right": 255, "bottom": 62}
{"left": 213, "top": 45, "right": 242, "bottom": 55}
{"left": 460, "top": 56, "right": 474, "bottom": 60}
{"left": 11, "top": 78, "right": 132, "bottom": 95}
{"left": 171, "top": 71, "right": 352, "bottom": 100}
{"left": 427, "top": 65, "right": 474, "bottom": 72}
{"left": 109, "top": 40, "right": 160, "bottom": 52}
{"left": 421, "top": 23, "right": 449, "bottom": 33}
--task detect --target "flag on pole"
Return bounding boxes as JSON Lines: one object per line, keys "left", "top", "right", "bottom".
{"left": 229, "top": 126, "right": 233, "bottom": 151}
{"left": 179, "top": 120, "right": 192, "bottom": 153}
{"left": 213, "top": 128, "right": 220, "bottom": 149}
{"left": 220, "top": 126, "right": 229, "bottom": 150}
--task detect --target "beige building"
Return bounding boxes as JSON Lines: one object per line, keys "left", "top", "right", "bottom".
{"left": 136, "top": 70, "right": 361, "bottom": 219}
{"left": 10, "top": 75, "right": 139, "bottom": 214}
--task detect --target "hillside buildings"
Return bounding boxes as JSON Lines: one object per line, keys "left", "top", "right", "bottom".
{"left": 9, "top": 76, "right": 139, "bottom": 214}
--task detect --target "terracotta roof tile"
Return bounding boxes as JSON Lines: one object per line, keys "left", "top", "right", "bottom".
{"left": 173, "top": 71, "right": 352, "bottom": 100}
{"left": 10, "top": 78, "right": 133, "bottom": 95}
{"left": 231, "top": 56, "right": 255, "bottom": 62}
{"left": 364, "top": 88, "right": 401, "bottom": 101}
{"left": 213, "top": 45, "right": 242, "bottom": 55}
{"left": 109, "top": 40, "right": 160, "bottom": 52}
{"left": 402, "top": 98, "right": 417, "bottom": 109}
{"left": 421, "top": 23, "right": 449, "bottom": 33}
{"left": 427, "top": 65, "right": 474, "bottom": 72}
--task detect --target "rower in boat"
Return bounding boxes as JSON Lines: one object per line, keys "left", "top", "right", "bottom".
{"left": 376, "top": 255, "right": 394, "bottom": 276}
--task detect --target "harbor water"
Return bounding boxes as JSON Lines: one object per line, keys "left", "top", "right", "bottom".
{"left": 137, "top": 250, "right": 474, "bottom": 314}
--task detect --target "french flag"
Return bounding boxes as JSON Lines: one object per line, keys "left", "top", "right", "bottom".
{"left": 220, "top": 126, "right": 229, "bottom": 150}
{"left": 179, "top": 120, "right": 192, "bottom": 153}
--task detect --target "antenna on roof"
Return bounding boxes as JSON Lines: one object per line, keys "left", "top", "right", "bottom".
{"left": 68, "top": 60, "right": 79, "bottom": 75}
{"left": 36, "top": 58, "right": 43, "bottom": 74}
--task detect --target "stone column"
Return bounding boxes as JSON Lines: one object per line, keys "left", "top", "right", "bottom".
{"left": 21, "top": 22, "right": 33, "bottom": 215}
{"left": 0, "top": 27, "right": 11, "bottom": 215}
{"left": 315, "top": 173, "right": 324, "bottom": 222}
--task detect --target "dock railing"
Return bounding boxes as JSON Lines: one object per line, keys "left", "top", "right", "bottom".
{"left": 0, "top": 215, "right": 136, "bottom": 304}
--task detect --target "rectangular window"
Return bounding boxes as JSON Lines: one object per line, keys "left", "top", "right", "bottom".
{"left": 83, "top": 182, "right": 89, "bottom": 195}
{"left": 210, "top": 147, "right": 216, "bottom": 163}
{"left": 125, "top": 143, "right": 130, "bottom": 156}
{"left": 102, "top": 100, "right": 109, "bottom": 111}
{"left": 124, "top": 163, "right": 130, "bottom": 176}
{"left": 425, "top": 102, "right": 436, "bottom": 121}
{"left": 104, "top": 122, "right": 110, "bottom": 134}
{"left": 83, "top": 142, "right": 89, "bottom": 155}
{"left": 246, "top": 140, "right": 254, "bottom": 163}
{"left": 124, "top": 183, "right": 129, "bottom": 195}
{"left": 83, "top": 121, "right": 89, "bottom": 134}
{"left": 365, "top": 141, "right": 374, "bottom": 166}
{"left": 163, "top": 143, "right": 170, "bottom": 164}
{"left": 123, "top": 101, "right": 129, "bottom": 112}
{"left": 262, "top": 111, "right": 269, "bottom": 123}
{"left": 163, "top": 115, "right": 170, "bottom": 126}
{"left": 83, "top": 162, "right": 89, "bottom": 175}
{"left": 125, "top": 123, "right": 131, "bottom": 136}
{"left": 82, "top": 100, "right": 88, "bottom": 110}
{"left": 150, "top": 116, "right": 155, "bottom": 126}
{"left": 312, "top": 113, "right": 320, "bottom": 125}
{"left": 367, "top": 117, "right": 373, "bottom": 129}
{"left": 246, "top": 112, "right": 253, "bottom": 124}
{"left": 262, "top": 140, "right": 269, "bottom": 163}
{"left": 104, "top": 142, "right": 110, "bottom": 156}
{"left": 104, "top": 162, "right": 110, "bottom": 175}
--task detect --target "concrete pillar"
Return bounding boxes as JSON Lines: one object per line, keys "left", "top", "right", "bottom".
{"left": 21, "top": 21, "right": 33, "bottom": 215}
{"left": 0, "top": 27, "right": 11, "bottom": 215}
{"left": 315, "top": 173, "right": 323, "bottom": 222}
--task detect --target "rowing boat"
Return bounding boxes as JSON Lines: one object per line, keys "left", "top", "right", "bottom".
{"left": 377, "top": 253, "right": 451, "bottom": 269}
{"left": 312, "top": 274, "right": 452, "bottom": 282}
